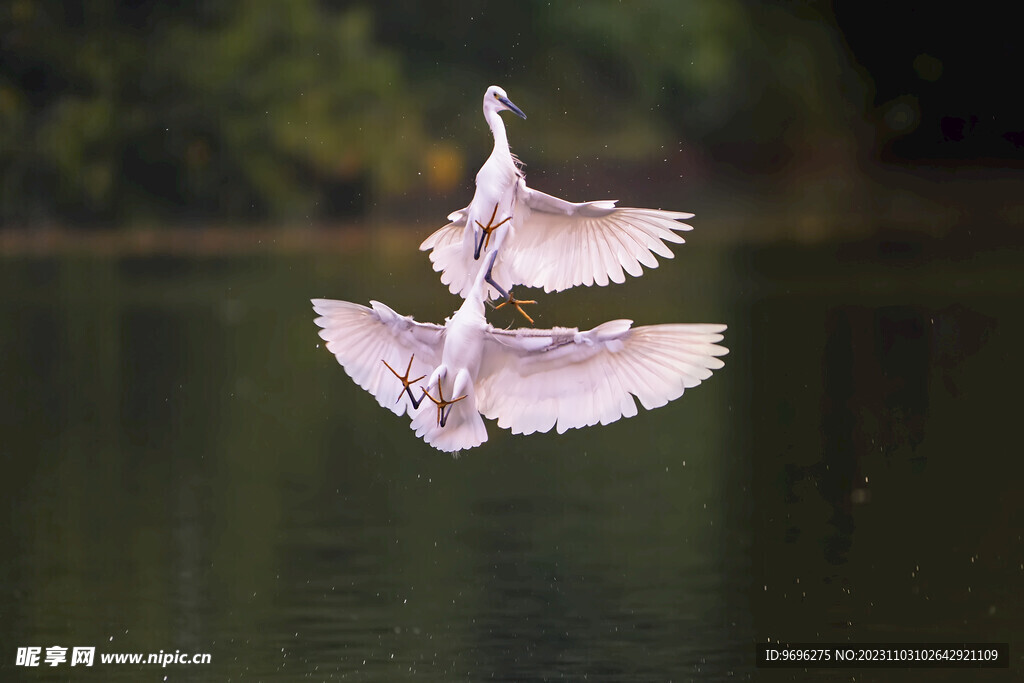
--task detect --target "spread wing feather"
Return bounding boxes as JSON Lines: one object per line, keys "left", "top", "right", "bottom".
{"left": 504, "top": 181, "right": 693, "bottom": 293}
{"left": 312, "top": 299, "right": 445, "bottom": 417}
{"left": 476, "top": 320, "right": 727, "bottom": 435}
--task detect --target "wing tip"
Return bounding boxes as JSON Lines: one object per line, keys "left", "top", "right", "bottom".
{"left": 312, "top": 298, "right": 365, "bottom": 316}
{"left": 590, "top": 319, "right": 633, "bottom": 337}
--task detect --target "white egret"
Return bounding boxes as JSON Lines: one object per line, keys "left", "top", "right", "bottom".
{"left": 420, "top": 85, "right": 695, "bottom": 315}
{"left": 312, "top": 253, "right": 728, "bottom": 453}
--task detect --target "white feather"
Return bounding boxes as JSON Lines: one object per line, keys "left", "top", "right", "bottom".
{"left": 475, "top": 321, "right": 727, "bottom": 435}
{"left": 311, "top": 299, "right": 444, "bottom": 417}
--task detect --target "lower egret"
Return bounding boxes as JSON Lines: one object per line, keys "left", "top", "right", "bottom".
{"left": 312, "top": 254, "right": 728, "bottom": 453}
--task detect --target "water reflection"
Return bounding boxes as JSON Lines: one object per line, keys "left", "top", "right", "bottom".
{"left": 746, "top": 243, "right": 1023, "bottom": 673}
{"left": 273, "top": 462, "right": 748, "bottom": 681}
{"left": 1, "top": 238, "right": 1021, "bottom": 680}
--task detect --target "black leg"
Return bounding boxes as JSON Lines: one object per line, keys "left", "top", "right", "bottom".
{"left": 474, "top": 229, "right": 487, "bottom": 260}
{"left": 473, "top": 203, "right": 510, "bottom": 260}
{"left": 482, "top": 250, "right": 536, "bottom": 324}
{"left": 405, "top": 386, "right": 426, "bottom": 409}
{"left": 482, "top": 250, "right": 509, "bottom": 299}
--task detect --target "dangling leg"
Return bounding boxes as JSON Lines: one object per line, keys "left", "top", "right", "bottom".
{"left": 382, "top": 355, "right": 426, "bottom": 408}
{"left": 421, "top": 376, "right": 467, "bottom": 428}
{"left": 473, "top": 203, "right": 512, "bottom": 260}
{"left": 421, "top": 366, "right": 444, "bottom": 405}
{"left": 481, "top": 250, "right": 536, "bottom": 325}
{"left": 418, "top": 366, "right": 447, "bottom": 426}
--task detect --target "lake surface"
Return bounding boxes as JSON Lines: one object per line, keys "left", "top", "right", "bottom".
{"left": 1, "top": 231, "right": 1021, "bottom": 681}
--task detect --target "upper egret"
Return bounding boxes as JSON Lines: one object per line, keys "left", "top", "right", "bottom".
{"left": 420, "top": 85, "right": 695, "bottom": 314}
{"left": 312, "top": 253, "right": 728, "bottom": 453}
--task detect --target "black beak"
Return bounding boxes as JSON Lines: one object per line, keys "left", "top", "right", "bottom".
{"left": 498, "top": 96, "right": 526, "bottom": 120}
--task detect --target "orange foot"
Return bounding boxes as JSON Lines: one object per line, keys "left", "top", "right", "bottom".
{"left": 474, "top": 202, "right": 512, "bottom": 258}
{"left": 421, "top": 382, "right": 467, "bottom": 427}
{"left": 495, "top": 289, "right": 537, "bottom": 325}
{"left": 382, "top": 354, "right": 426, "bottom": 407}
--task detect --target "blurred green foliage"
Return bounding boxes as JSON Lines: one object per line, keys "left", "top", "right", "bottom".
{"left": 0, "top": 0, "right": 862, "bottom": 225}
{"left": 1, "top": 0, "right": 422, "bottom": 222}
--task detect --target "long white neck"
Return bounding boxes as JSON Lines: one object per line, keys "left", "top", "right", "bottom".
{"left": 484, "top": 108, "right": 510, "bottom": 158}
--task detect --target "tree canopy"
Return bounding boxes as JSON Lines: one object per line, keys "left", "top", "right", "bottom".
{"left": 0, "top": 1, "right": 862, "bottom": 225}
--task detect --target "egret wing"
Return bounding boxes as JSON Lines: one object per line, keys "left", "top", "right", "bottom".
{"left": 418, "top": 206, "right": 512, "bottom": 300}
{"left": 506, "top": 180, "right": 694, "bottom": 292}
{"left": 476, "top": 320, "right": 727, "bottom": 435}
{"left": 419, "top": 207, "right": 467, "bottom": 252}
{"left": 418, "top": 209, "right": 483, "bottom": 297}
{"left": 312, "top": 299, "right": 445, "bottom": 417}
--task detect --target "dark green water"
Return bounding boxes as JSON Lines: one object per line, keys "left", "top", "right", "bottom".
{"left": 1, "top": 235, "right": 1021, "bottom": 681}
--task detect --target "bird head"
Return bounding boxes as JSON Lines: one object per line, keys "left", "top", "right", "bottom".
{"left": 483, "top": 85, "right": 526, "bottom": 120}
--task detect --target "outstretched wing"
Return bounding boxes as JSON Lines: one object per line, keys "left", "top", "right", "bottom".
{"left": 418, "top": 209, "right": 478, "bottom": 297}
{"left": 418, "top": 207, "right": 513, "bottom": 300}
{"left": 475, "top": 320, "right": 727, "bottom": 435}
{"left": 419, "top": 207, "right": 467, "bottom": 253}
{"left": 505, "top": 180, "right": 693, "bottom": 292}
{"left": 312, "top": 299, "right": 445, "bottom": 417}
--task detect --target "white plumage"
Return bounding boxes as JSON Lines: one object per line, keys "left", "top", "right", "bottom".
{"left": 420, "top": 85, "right": 695, "bottom": 301}
{"left": 312, "top": 255, "right": 727, "bottom": 453}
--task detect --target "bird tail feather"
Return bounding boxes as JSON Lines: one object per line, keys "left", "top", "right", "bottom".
{"left": 411, "top": 384, "right": 488, "bottom": 453}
